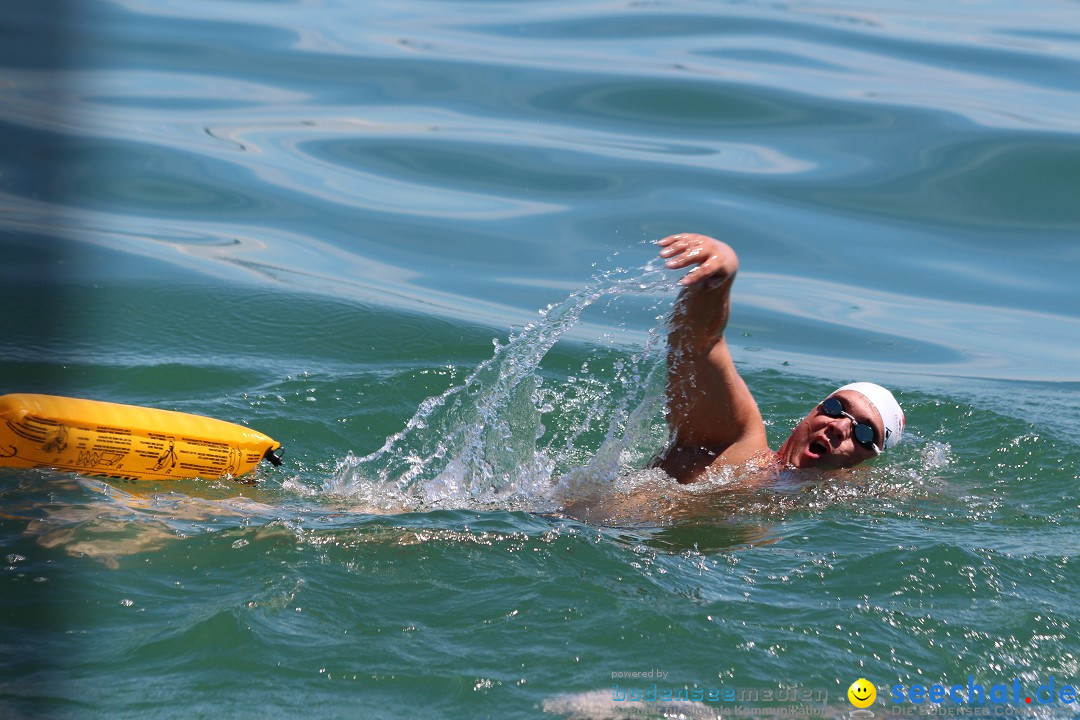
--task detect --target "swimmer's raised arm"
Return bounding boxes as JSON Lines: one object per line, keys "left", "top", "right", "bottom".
{"left": 654, "top": 234, "right": 769, "bottom": 479}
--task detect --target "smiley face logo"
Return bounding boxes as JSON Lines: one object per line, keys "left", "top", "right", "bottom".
{"left": 848, "top": 678, "right": 876, "bottom": 708}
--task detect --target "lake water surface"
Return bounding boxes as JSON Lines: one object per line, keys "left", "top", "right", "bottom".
{"left": 2, "top": 0, "right": 1079, "bottom": 718}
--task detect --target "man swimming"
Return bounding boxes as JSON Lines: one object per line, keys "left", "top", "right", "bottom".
{"left": 651, "top": 233, "right": 904, "bottom": 483}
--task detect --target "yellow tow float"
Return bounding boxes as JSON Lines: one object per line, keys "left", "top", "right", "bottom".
{"left": 0, "top": 393, "right": 282, "bottom": 481}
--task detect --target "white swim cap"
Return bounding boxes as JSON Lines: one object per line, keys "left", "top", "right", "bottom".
{"left": 835, "top": 382, "right": 905, "bottom": 451}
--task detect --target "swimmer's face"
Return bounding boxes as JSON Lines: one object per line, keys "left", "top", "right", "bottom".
{"left": 780, "top": 390, "right": 884, "bottom": 470}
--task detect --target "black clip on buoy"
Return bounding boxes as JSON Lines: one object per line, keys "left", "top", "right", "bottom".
{"left": 263, "top": 447, "right": 284, "bottom": 467}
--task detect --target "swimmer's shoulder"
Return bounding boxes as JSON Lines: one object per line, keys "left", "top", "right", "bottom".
{"left": 652, "top": 442, "right": 775, "bottom": 484}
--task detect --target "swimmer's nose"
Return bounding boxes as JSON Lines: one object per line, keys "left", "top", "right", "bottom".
{"left": 824, "top": 417, "right": 849, "bottom": 447}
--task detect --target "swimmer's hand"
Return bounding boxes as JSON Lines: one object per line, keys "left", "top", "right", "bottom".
{"left": 657, "top": 233, "right": 739, "bottom": 287}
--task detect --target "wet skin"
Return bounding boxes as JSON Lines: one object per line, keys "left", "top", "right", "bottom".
{"left": 654, "top": 233, "right": 884, "bottom": 483}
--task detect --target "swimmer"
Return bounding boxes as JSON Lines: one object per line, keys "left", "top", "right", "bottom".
{"left": 652, "top": 233, "right": 904, "bottom": 483}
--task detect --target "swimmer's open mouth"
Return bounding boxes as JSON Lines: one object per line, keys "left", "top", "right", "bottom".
{"left": 809, "top": 440, "right": 829, "bottom": 457}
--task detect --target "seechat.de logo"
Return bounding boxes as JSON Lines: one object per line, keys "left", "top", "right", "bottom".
{"left": 849, "top": 679, "right": 877, "bottom": 709}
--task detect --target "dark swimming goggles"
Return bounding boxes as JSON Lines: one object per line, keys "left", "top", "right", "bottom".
{"left": 819, "top": 396, "right": 880, "bottom": 454}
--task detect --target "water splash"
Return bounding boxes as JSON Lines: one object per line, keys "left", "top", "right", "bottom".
{"left": 329, "top": 257, "right": 676, "bottom": 512}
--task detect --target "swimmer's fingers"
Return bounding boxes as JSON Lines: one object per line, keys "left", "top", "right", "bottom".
{"left": 657, "top": 233, "right": 692, "bottom": 248}
{"left": 657, "top": 233, "right": 738, "bottom": 286}
{"left": 664, "top": 249, "right": 726, "bottom": 285}
{"left": 658, "top": 236, "right": 707, "bottom": 268}
{"left": 678, "top": 254, "right": 730, "bottom": 286}
{"left": 657, "top": 233, "right": 708, "bottom": 255}
{"left": 661, "top": 243, "right": 707, "bottom": 267}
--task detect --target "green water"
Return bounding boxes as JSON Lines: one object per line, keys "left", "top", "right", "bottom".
{"left": 2, "top": 0, "right": 1079, "bottom": 718}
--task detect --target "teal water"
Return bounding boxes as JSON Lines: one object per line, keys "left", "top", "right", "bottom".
{"left": 2, "top": 0, "right": 1079, "bottom": 718}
